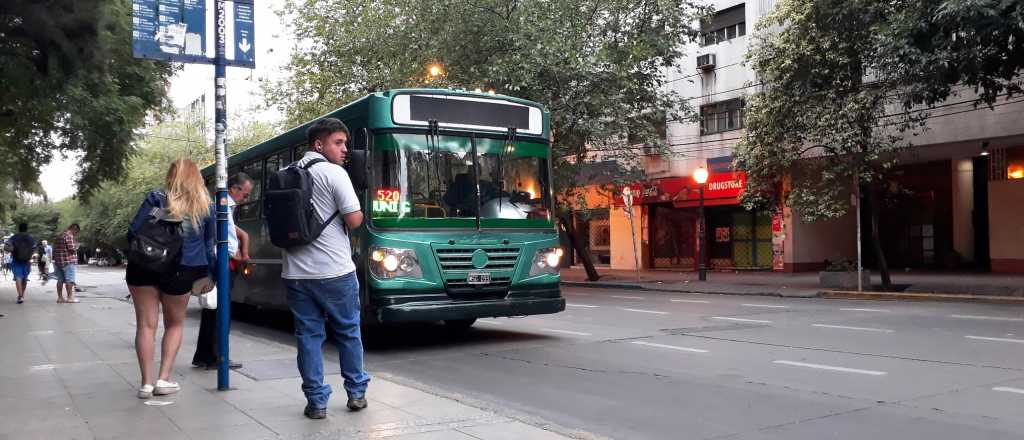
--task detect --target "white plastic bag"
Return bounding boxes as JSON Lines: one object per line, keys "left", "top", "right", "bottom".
{"left": 190, "top": 276, "right": 217, "bottom": 310}
{"left": 198, "top": 286, "right": 217, "bottom": 310}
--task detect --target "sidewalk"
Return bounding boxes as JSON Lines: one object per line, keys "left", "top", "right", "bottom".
{"left": 560, "top": 266, "right": 1024, "bottom": 300}
{"left": 0, "top": 269, "right": 574, "bottom": 440}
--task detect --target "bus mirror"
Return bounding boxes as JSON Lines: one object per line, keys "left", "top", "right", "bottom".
{"left": 346, "top": 150, "right": 368, "bottom": 190}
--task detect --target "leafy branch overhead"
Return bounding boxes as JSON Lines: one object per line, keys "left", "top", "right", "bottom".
{"left": 0, "top": 0, "right": 175, "bottom": 199}
{"left": 267, "top": 0, "right": 709, "bottom": 195}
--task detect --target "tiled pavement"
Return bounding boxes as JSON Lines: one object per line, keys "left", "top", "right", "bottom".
{"left": 0, "top": 268, "right": 574, "bottom": 440}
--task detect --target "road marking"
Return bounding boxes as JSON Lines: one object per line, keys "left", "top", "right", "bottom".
{"left": 621, "top": 308, "right": 669, "bottom": 315}
{"left": 567, "top": 304, "right": 601, "bottom": 308}
{"left": 950, "top": 314, "right": 1024, "bottom": 322}
{"left": 812, "top": 324, "right": 894, "bottom": 333}
{"left": 477, "top": 319, "right": 503, "bottom": 325}
{"left": 27, "top": 330, "right": 56, "bottom": 335}
{"left": 542, "top": 328, "right": 592, "bottom": 336}
{"left": 993, "top": 387, "right": 1024, "bottom": 395}
{"left": 30, "top": 364, "right": 56, "bottom": 371}
{"left": 840, "top": 308, "right": 891, "bottom": 312}
{"left": 772, "top": 360, "right": 887, "bottom": 376}
{"left": 741, "top": 304, "right": 789, "bottom": 309}
{"left": 631, "top": 341, "right": 709, "bottom": 353}
{"left": 671, "top": 299, "right": 710, "bottom": 304}
{"left": 144, "top": 400, "right": 174, "bottom": 406}
{"left": 711, "top": 316, "right": 773, "bottom": 324}
{"left": 965, "top": 335, "right": 1024, "bottom": 344}
{"left": 610, "top": 295, "right": 645, "bottom": 300}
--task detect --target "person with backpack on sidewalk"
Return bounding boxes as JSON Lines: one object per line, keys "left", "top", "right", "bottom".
{"left": 191, "top": 172, "right": 251, "bottom": 371}
{"left": 126, "top": 159, "right": 216, "bottom": 399}
{"left": 265, "top": 118, "right": 369, "bottom": 419}
{"left": 52, "top": 224, "right": 81, "bottom": 303}
{"left": 4, "top": 223, "right": 36, "bottom": 304}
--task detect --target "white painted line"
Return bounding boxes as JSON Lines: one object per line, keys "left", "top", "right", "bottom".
{"left": 477, "top": 319, "right": 503, "bottom": 325}
{"left": 567, "top": 304, "right": 601, "bottom": 308}
{"left": 27, "top": 330, "right": 55, "bottom": 335}
{"left": 711, "top": 316, "right": 773, "bottom": 324}
{"left": 993, "top": 387, "right": 1024, "bottom": 395}
{"left": 143, "top": 400, "right": 174, "bottom": 406}
{"left": 950, "top": 314, "right": 1024, "bottom": 322}
{"left": 965, "top": 335, "right": 1024, "bottom": 344}
{"left": 741, "top": 304, "right": 789, "bottom": 309}
{"left": 772, "top": 360, "right": 887, "bottom": 376}
{"left": 30, "top": 364, "right": 56, "bottom": 371}
{"left": 812, "top": 324, "right": 894, "bottom": 333}
{"left": 840, "top": 308, "right": 891, "bottom": 312}
{"left": 541, "top": 328, "right": 592, "bottom": 336}
{"left": 621, "top": 308, "right": 669, "bottom": 315}
{"left": 670, "top": 299, "right": 710, "bottom": 304}
{"left": 631, "top": 341, "right": 709, "bottom": 353}
{"left": 610, "top": 295, "right": 645, "bottom": 300}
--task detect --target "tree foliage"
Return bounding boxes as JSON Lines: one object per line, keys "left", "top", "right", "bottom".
{"left": 736, "top": 0, "right": 1024, "bottom": 220}
{"left": 267, "top": 0, "right": 708, "bottom": 197}
{"left": 0, "top": 0, "right": 175, "bottom": 197}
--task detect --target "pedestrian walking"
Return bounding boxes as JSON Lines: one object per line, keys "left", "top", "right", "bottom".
{"left": 37, "top": 240, "right": 52, "bottom": 283}
{"left": 126, "top": 159, "right": 216, "bottom": 399}
{"left": 272, "top": 118, "right": 369, "bottom": 419}
{"left": 4, "top": 223, "right": 36, "bottom": 304}
{"left": 191, "top": 172, "right": 252, "bottom": 370}
{"left": 52, "top": 224, "right": 81, "bottom": 303}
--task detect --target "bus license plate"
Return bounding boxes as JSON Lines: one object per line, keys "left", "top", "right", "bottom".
{"left": 467, "top": 272, "right": 491, "bottom": 285}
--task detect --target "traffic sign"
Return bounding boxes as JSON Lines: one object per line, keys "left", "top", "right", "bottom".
{"left": 132, "top": 0, "right": 255, "bottom": 68}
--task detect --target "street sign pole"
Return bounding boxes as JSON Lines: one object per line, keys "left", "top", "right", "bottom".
{"left": 214, "top": 0, "right": 232, "bottom": 391}
{"left": 623, "top": 187, "right": 641, "bottom": 283}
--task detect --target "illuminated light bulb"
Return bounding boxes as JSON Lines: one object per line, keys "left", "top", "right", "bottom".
{"left": 488, "top": 89, "right": 496, "bottom": 95}
{"left": 382, "top": 254, "right": 400, "bottom": 272}
{"left": 545, "top": 250, "right": 561, "bottom": 268}
{"left": 371, "top": 249, "right": 385, "bottom": 262}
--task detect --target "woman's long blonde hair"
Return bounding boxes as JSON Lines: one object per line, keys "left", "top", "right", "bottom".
{"left": 165, "top": 159, "right": 211, "bottom": 227}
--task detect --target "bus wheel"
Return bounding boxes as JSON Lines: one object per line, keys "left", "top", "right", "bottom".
{"left": 443, "top": 319, "right": 477, "bottom": 331}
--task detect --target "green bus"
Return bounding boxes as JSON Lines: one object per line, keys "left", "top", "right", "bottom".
{"left": 204, "top": 89, "right": 565, "bottom": 328}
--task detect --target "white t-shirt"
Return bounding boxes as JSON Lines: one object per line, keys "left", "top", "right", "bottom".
{"left": 281, "top": 151, "right": 361, "bottom": 279}
{"left": 227, "top": 197, "right": 239, "bottom": 258}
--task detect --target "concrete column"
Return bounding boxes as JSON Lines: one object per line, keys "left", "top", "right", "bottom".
{"left": 951, "top": 159, "right": 975, "bottom": 262}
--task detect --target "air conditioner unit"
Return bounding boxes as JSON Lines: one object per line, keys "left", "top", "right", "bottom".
{"left": 696, "top": 54, "right": 716, "bottom": 71}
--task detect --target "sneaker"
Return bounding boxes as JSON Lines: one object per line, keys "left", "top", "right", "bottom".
{"left": 138, "top": 384, "right": 154, "bottom": 399}
{"left": 16, "top": 297, "right": 23, "bottom": 304}
{"left": 153, "top": 379, "right": 180, "bottom": 396}
{"left": 346, "top": 395, "right": 368, "bottom": 411}
{"left": 304, "top": 405, "right": 327, "bottom": 419}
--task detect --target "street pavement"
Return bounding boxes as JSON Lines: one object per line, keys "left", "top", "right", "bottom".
{"left": 0, "top": 267, "right": 571, "bottom": 440}
{"left": 3, "top": 266, "right": 1024, "bottom": 439}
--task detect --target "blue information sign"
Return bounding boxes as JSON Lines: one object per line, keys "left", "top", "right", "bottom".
{"left": 132, "top": 0, "right": 254, "bottom": 67}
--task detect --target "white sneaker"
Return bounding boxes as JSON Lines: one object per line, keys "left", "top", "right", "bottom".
{"left": 153, "top": 379, "right": 180, "bottom": 396}
{"left": 138, "top": 384, "right": 154, "bottom": 399}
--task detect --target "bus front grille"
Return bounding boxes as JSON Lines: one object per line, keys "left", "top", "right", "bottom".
{"left": 434, "top": 247, "right": 520, "bottom": 270}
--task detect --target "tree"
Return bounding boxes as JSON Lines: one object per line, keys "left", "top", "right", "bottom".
{"left": 0, "top": 0, "right": 175, "bottom": 198}
{"left": 735, "top": 0, "right": 1024, "bottom": 288}
{"left": 268, "top": 0, "right": 708, "bottom": 278}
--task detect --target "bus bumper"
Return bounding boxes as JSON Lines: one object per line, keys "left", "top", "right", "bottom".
{"left": 378, "top": 296, "right": 565, "bottom": 323}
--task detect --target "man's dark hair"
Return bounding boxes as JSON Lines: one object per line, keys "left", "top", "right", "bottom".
{"left": 306, "top": 118, "right": 350, "bottom": 147}
{"left": 229, "top": 172, "right": 253, "bottom": 189}
{"left": 17, "top": 223, "right": 27, "bottom": 232}
{"left": 68, "top": 223, "right": 80, "bottom": 232}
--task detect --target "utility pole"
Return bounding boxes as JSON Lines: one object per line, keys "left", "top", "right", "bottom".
{"left": 214, "top": 0, "right": 232, "bottom": 391}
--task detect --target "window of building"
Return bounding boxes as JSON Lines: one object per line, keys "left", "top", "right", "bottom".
{"left": 700, "top": 4, "right": 746, "bottom": 47}
{"left": 700, "top": 99, "right": 745, "bottom": 135}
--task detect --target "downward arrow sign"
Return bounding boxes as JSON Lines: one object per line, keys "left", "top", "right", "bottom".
{"left": 238, "top": 38, "right": 251, "bottom": 54}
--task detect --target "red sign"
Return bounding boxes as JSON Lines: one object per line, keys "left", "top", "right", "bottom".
{"left": 615, "top": 171, "right": 748, "bottom": 207}
{"left": 376, "top": 188, "right": 401, "bottom": 202}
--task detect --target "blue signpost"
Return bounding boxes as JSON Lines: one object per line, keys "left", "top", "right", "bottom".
{"left": 132, "top": 0, "right": 255, "bottom": 391}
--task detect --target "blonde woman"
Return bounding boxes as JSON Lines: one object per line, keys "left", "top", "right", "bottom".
{"left": 126, "top": 160, "right": 215, "bottom": 398}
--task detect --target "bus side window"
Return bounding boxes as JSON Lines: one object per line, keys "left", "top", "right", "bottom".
{"left": 293, "top": 143, "right": 307, "bottom": 161}
{"left": 237, "top": 160, "right": 263, "bottom": 221}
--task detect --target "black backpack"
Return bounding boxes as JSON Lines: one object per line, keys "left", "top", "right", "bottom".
{"left": 10, "top": 234, "right": 34, "bottom": 262}
{"left": 128, "top": 208, "right": 183, "bottom": 273}
{"left": 264, "top": 159, "right": 339, "bottom": 249}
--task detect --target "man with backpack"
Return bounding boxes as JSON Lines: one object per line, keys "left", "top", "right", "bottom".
{"left": 265, "top": 118, "right": 369, "bottom": 419}
{"left": 4, "top": 223, "right": 36, "bottom": 304}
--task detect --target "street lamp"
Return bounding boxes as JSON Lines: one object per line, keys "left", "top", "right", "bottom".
{"left": 693, "top": 167, "right": 709, "bottom": 281}
{"left": 427, "top": 63, "right": 444, "bottom": 79}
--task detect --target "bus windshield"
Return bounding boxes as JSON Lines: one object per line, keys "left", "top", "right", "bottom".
{"left": 371, "top": 133, "right": 552, "bottom": 228}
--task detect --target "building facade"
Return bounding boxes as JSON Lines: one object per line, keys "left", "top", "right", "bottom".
{"left": 603, "top": 0, "right": 1024, "bottom": 274}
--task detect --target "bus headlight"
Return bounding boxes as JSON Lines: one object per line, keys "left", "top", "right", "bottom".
{"left": 529, "top": 247, "right": 563, "bottom": 276}
{"left": 369, "top": 247, "right": 423, "bottom": 279}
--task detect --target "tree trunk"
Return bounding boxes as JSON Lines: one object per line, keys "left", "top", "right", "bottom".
{"left": 558, "top": 214, "right": 600, "bottom": 281}
{"left": 865, "top": 187, "right": 892, "bottom": 288}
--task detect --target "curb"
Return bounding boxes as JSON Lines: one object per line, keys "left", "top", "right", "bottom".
{"left": 821, "top": 290, "right": 1024, "bottom": 304}
{"left": 560, "top": 281, "right": 819, "bottom": 298}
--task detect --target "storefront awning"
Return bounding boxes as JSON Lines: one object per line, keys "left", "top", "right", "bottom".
{"left": 615, "top": 171, "right": 747, "bottom": 208}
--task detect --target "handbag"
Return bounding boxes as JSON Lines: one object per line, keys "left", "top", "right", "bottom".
{"left": 190, "top": 276, "right": 217, "bottom": 310}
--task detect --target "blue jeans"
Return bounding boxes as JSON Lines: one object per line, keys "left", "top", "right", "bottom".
{"left": 285, "top": 272, "right": 370, "bottom": 408}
